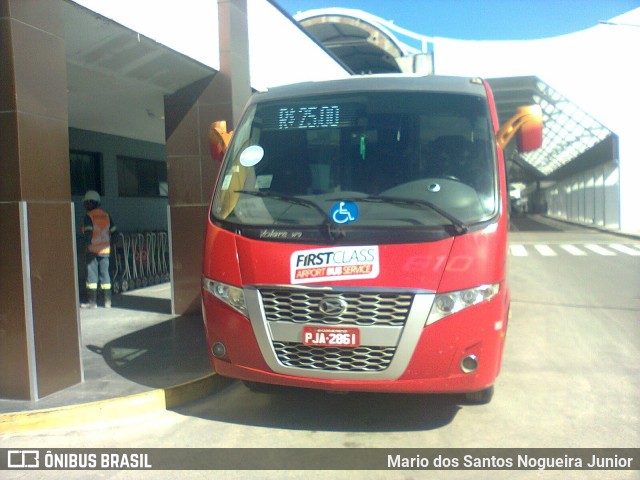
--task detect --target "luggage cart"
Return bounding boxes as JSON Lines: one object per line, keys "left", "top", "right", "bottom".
{"left": 158, "top": 231, "right": 170, "bottom": 282}
{"left": 111, "top": 236, "right": 123, "bottom": 295}
{"left": 108, "top": 231, "right": 170, "bottom": 294}
{"left": 130, "top": 233, "right": 141, "bottom": 289}
{"left": 146, "top": 231, "right": 159, "bottom": 284}
{"left": 116, "top": 232, "right": 133, "bottom": 293}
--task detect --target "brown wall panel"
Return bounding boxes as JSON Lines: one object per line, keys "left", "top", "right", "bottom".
{"left": 0, "top": 112, "right": 21, "bottom": 201}
{"left": 201, "top": 77, "right": 239, "bottom": 133}
{"left": 217, "top": 0, "right": 250, "bottom": 126}
{"left": 0, "top": 16, "right": 17, "bottom": 112}
{"left": 197, "top": 73, "right": 232, "bottom": 106}
{"left": 200, "top": 150, "right": 220, "bottom": 205}
{"left": 170, "top": 205, "right": 209, "bottom": 314}
{"left": 164, "top": 75, "right": 215, "bottom": 140}
{"left": 0, "top": 0, "right": 80, "bottom": 400}
{"left": 166, "top": 106, "right": 200, "bottom": 158}
{"left": 2, "top": 0, "right": 64, "bottom": 36}
{"left": 0, "top": 113, "right": 70, "bottom": 202}
{"left": 0, "top": 203, "right": 31, "bottom": 399}
{"left": 166, "top": 0, "right": 249, "bottom": 316}
{"left": 27, "top": 202, "right": 81, "bottom": 397}
{"left": 17, "top": 113, "right": 71, "bottom": 201}
{"left": 168, "top": 156, "right": 205, "bottom": 206}
{"left": 8, "top": 14, "right": 67, "bottom": 121}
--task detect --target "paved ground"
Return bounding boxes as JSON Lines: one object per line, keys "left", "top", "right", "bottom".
{"left": 0, "top": 284, "right": 218, "bottom": 432}
{"left": 0, "top": 215, "right": 638, "bottom": 480}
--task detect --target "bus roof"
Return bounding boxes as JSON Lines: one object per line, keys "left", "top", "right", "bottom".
{"left": 253, "top": 75, "right": 489, "bottom": 103}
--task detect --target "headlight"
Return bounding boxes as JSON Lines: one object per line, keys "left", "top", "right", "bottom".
{"left": 203, "top": 278, "right": 248, "bottom": 317}
{"left": 426, "top": 283, "right": 500, "bottom": 325}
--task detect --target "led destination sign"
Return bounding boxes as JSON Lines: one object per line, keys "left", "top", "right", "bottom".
{"left": 259, "top": 102, "right": 359, "bottom": 131}
{"left": 278, "top": 105, "right": 340, "bottom": 130}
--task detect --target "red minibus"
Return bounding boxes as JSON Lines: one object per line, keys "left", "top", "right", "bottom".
{"left": 201, "top": 75, "right": 542, "bottom": 403}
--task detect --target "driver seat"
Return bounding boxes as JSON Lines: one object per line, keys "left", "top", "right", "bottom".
{"left": 427, "top": 135, "right": 469, "bottom": 180}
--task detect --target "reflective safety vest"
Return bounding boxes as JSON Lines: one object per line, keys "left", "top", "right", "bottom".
{"left": 84, "top": 208, "right": 115, "bottom": 255}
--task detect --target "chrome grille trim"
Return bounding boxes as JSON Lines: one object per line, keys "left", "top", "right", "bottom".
{"left": 273, "top": 342, "right": 396, "bottom": 372}
{"left": 260, "top": 288, "right": 413, "bottom": 326}
{"left": 245, "top": 286, "right": 435, "bottom": 381}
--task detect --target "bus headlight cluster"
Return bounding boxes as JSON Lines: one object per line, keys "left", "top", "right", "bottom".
{"left": 203, "top": 278, "right": 248, "bottom": 317}
{"left": 427, "top": 283, "right": 500, "bottom": 325}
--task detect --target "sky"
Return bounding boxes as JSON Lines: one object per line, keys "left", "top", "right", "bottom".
{"left": 276, "top": 0, "right": 640, "bottom": 40}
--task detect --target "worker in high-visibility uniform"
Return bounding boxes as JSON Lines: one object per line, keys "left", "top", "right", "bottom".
{"left": 81, "top": 190, "right": 117, "bottom": 308}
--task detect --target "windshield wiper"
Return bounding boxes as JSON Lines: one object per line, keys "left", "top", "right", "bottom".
{"left": 334, "top": 195, "right": 468, "bottom": 235}
{"left": 234, "top": 190, "right": 346, "bottom": 241}
{"left": 235, "top": 190, "right": 327, "bottom": 218}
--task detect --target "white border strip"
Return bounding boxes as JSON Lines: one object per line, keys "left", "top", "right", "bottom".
{"left": 167, "top": 205, "right": 176, "bottom": 315}
{"left": 70, "top": 202, "right": 84, "bottom": 382}
{"left": 19, "top": 202, "right": 38, "bottom": 401}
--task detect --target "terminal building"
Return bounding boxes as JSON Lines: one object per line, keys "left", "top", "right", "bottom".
{"left": 1, "top": 0, "right": 639, "bottom": 400}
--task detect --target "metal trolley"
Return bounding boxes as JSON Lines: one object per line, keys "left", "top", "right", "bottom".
{"left": 111, "top": 231, "right": 170, "bottom": 294}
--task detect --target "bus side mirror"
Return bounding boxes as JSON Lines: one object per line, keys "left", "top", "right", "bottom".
{"left": 496, "top": 105, "right": 543, "bottom": 152}
{"left": 208, "top": 120, "right": 234, "bottom": 162}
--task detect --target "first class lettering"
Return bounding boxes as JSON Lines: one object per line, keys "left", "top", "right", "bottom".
{"left": 294, "top": 264, "right": 373, "bottom": 280}
{"left": 295, "top": 248, "right": 376, "bottom": 267}
{"left": 291, "top": 246, "right": 379, "bottom": 284}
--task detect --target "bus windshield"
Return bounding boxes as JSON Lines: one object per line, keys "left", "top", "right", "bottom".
{"left": 211, "top": 91, "right": 497, "bottom": 235}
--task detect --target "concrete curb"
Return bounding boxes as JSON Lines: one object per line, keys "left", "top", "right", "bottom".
{"left": 0, "top": 373, "right": 226, "bottom": 434}
{"left": 541, "top": 215, "right": 640, "bottom": 240}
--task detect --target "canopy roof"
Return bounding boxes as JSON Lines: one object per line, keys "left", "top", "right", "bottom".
{"left": 295, "top": 8, "right": 614, "bottom": 180}
{"left": 488, "top": 77, "right": 612, "bottom": 177}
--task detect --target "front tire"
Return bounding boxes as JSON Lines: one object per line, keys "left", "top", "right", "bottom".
{"left": 242, "top": 380, "right": 281, "bottom": 394}
{"left": 464, "top": 385, "right": 494, "bottom": 404}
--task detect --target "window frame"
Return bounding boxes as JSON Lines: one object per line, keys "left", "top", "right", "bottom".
{"left": 117, "top": 155, "right": 168, "bottom": 198}
{"left": 70, "top": 150, "right": 104, "bottom": 196}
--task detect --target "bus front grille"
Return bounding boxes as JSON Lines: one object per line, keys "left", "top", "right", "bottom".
{"left": 260, "top": 288, "right": 413, "bottom": 326}
{"left": 272, "top": 342, "right": 395, "bottom": 372}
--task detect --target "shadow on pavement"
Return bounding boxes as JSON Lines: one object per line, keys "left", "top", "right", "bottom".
{"left": 110, "top": 292, "right": 172, "bottom": 314}
{"left": 510, "top": 214, "right": 562, "bottom": 232}
{"left": 86, "top": 315, "right": 211, "bottom": 389}
{"left": 174, "top": 380, "right": 465, "bottom": 433}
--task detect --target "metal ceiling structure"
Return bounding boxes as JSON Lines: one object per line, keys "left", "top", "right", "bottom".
{"left": 64, "top": 2, "right": 216, "bottom": 144}
{"left": 294, "top": 9, "right": 614, "bottom": 182}
{"left": 488, "top": 76, "right": 613, "bottom": 179}
{"left": 298, "top": 12, "right": 404, "bottom": 74}
{"left": 296, "top": 8, "right": 434, "bottom": 75}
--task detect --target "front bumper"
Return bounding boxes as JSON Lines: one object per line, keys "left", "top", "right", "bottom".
{"left": 201, "top": 285, "right": 508, "bottom": 393}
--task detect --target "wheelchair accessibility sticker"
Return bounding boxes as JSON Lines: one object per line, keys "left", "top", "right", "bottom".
{"left": 330, "top": 201, "right": 358, "bottom": 224}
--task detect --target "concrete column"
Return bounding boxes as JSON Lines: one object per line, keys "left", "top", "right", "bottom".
{"left": 165, "top": 0, "right": 251, "bottom": 315}
{"left": 0, "top": 0, "right": 81, "bottom": 400}
{"left": 217, "top": 0, "right": 251, "bottom": 126}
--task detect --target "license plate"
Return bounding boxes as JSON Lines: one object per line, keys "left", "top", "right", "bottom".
{"left": 302, "top": 326, "right": 360, "bottom": 348}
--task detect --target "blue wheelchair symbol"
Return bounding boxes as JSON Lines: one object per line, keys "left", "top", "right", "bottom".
{"left": 330, "top": 201, "right": 358, "bottom": 224}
